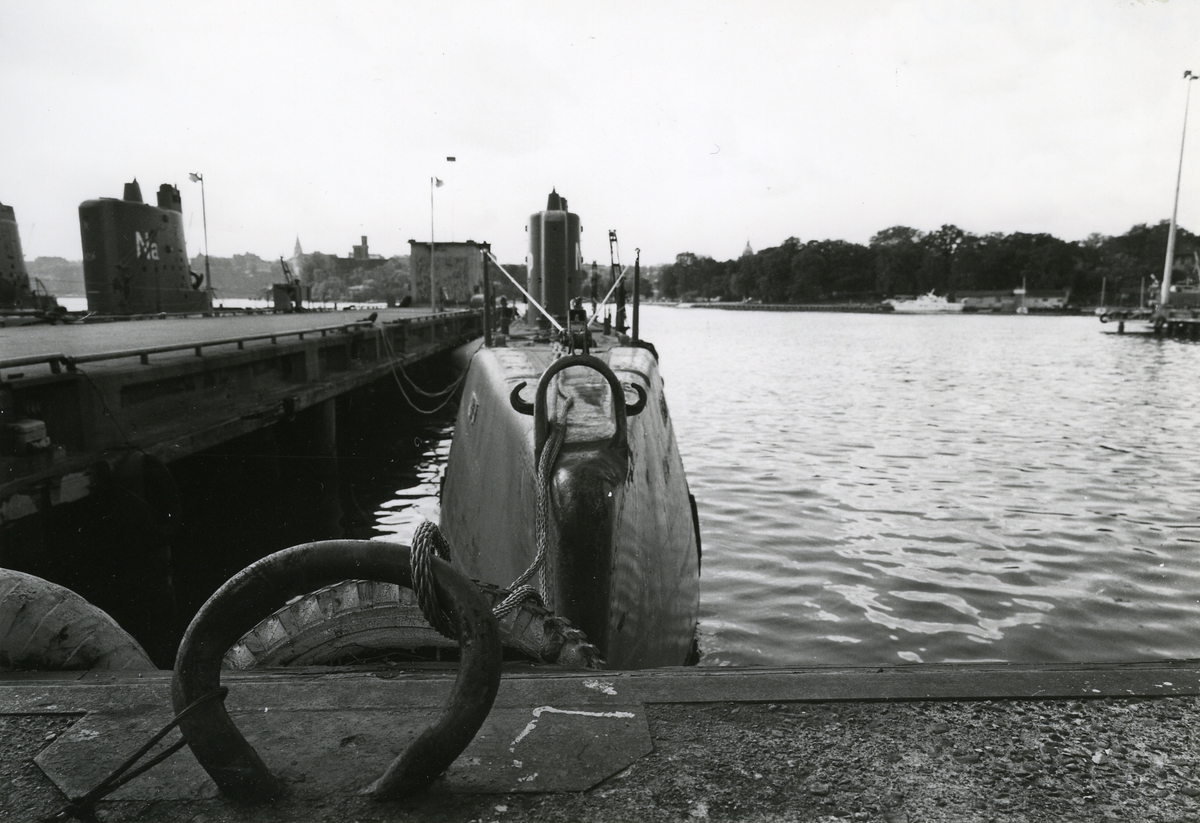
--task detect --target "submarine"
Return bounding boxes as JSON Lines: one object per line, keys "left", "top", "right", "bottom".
{"left": 79, "top": 179, "right": 211, "bottom": 315}
{"left": 1, "top": 200, "right": 61, "bottom": 318}
{"left": 439, "top": 190, "right": 701, "bottom": 668}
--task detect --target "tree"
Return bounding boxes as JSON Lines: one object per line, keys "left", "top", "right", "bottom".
{"left": 870, "top": 226, "right": 924, "bottom": 295}
{"left": 919, "top": 224, "right": 965, "bottom": 295}
{"left": 791, "top": 239, "right": 876, "bottom": 300}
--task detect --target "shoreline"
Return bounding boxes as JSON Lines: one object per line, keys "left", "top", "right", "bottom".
{"left": 668, "top": 302, "right": 1094, "bottom": 316}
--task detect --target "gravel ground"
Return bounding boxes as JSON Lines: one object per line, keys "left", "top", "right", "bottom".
{"left": 6, "top": 697, "right": 1200, "bottom": 822}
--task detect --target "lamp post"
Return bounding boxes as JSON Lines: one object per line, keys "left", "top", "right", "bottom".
{"left": 188, "top": 172, "right": 212, "bottom": 302}
{"left": 1159, "top": 70, "right": 1198, "bottom": 315}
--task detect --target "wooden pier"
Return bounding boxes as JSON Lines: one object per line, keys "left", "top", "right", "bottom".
{"left": 0, "top": 307, "right": 482, "bottom": 525}
{"left": 1100, "top": 307, "right": 1200, "bottom": 337}
{"left": 0, "top": 308, "right": 483, "bottom": 663}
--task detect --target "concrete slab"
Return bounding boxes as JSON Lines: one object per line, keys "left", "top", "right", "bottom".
{"left": 36, "top": 705, "right": 649, "bottom": 799}
{"left": 5, "top": 662, "right": 1200, "bottom": 803}
{"left": 6, "top": 663, "right": 1200, "bottom": 822}
{"left": 23, "top": 670, "right": 652, "bottom": 800}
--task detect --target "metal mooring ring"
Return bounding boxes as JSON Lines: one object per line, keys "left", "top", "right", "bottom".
{"left": 533, "top": 354, "right": 631, "bottom": 465}
{"left": 171, "top": 540, "right": 502, "bottom": 802}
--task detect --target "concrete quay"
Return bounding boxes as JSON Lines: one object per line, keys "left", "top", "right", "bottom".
{"left": 5, "top": 660, "right": 1200, "bottom": 822}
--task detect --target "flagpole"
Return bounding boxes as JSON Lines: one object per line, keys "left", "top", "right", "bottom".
{"left": 430, "top": 176, "right": 437, "bottom": 312}
{"left": 188, "top": 172, "right": 212, "bottom": 304}
{"left": 1160, "top": 70, "right": 1198, "bottom": 313}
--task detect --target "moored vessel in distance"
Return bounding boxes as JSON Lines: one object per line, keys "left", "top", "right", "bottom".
{"left": 885, "top": 291, "right": 964, "bottom": 313}
{"left": 80, "top": 179, "right": 212, "bottom": 315}
{"left": 1, "top": 200, "right": 62, "bottom": 321}
{"left": 439, "top": 190, "right": 701, "bottom": 668}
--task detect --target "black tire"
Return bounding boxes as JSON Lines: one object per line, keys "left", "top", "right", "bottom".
{"left": 223, "top": 578, "right": 604, "bottom": 669}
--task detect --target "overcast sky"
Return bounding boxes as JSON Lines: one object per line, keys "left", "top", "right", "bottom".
{"left": 3, "top": 1, "right": 1200, "bottom": 266}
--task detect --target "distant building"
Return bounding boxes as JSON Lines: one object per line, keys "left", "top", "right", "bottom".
{"left": 407, "top": 240, "right": 490, "bottom": 306}
{"left": 1170, "top": 249, "right": 1198, "bottom": 283}
{"left": 334, "top": 236, "right": 388, "bottom": 273}
{"left": 958, "top": 289, "right": 1071, "bottom": 312}
{"left": 350, "top": 235, "right": 385, "bottom": 262}
{"left": 741, "top": 240, "right": 754, "bottom": 258}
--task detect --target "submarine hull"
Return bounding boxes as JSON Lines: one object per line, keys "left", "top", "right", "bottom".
{"left": 440, "top": 344, "right": 700, "bottom": 669}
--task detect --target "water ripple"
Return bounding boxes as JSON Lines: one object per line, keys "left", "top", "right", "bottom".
{"left": 649, "top": 307, "right": 1200, "bottom": 666}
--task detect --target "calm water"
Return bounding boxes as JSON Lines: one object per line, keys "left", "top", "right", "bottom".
{"left": 373, "top": 306, "right": 1200, "bottom": 668}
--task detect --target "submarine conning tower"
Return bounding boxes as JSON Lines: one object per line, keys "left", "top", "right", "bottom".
{"left": 0, "top": 200, "right": 33, "bottom": 309}
{"left": 79, "top": 179, "right": 211, "bottom": 316}
{"left": 528, "top": 189, "right": 582, "bottom": 330}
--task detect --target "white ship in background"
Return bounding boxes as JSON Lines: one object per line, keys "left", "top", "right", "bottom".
{"left": 885, "top": 291, "right": 964, "bottom": 313}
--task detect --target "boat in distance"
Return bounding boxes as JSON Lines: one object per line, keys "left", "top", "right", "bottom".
{"left": 885, "top": 291, "right": 964, "bottom": 313}
{"left": 439, "top": 190, "right": 701, "bottom": 669}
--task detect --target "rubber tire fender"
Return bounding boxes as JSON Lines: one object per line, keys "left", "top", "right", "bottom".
{"left": 171, "top": 539, "right": 502, "bottom": 801}
{"left": 0, "top": 569, "right": 154, "bottom": 671}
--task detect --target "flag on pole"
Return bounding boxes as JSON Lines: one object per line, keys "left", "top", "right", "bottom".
{"left": 435, "top": 178, "right": 444, "bottom": 187}
{"left": 188, "top": 172, "right": 201, "bottom": 182}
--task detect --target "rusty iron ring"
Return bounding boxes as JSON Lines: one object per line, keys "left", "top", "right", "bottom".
{"left": 171, "top": 539, "right": 502, "bottom": 802}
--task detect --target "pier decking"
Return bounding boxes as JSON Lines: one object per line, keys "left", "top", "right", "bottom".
{"left": 1100, "top": 307, "right": 1200, "bottom": 337}
{"left": 0, "top": 308, "right": 483, "bottom": 524}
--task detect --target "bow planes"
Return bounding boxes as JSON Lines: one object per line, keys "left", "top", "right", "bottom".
{"left": 439, "top": 190, "right": 702, "bottom": 669}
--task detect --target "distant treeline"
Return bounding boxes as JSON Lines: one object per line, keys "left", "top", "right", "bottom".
{"left": 656, "top": 222, "right": 1199, "bottom": 306}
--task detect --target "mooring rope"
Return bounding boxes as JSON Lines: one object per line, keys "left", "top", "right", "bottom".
{"left": 411, "top": 396, "right": 574, "bottom": 628}
{"left": 378, "top": 327, "right": 464, "bottom": 399}
{"left": 410, "top": 521, "right": 457, "bottom": 639}
{"left": 494, "top": 395, "right": 573, "bottom": 616}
